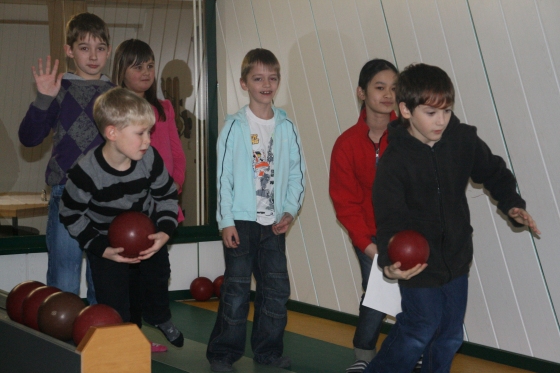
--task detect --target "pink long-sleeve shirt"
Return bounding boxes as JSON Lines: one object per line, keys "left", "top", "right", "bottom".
{"left": 150, "top": 99, "right": 187, "bottom": 223}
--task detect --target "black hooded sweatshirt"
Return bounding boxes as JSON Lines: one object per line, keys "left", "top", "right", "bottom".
{"left": 373, "top": 114, "right": 525, "bottom": 288}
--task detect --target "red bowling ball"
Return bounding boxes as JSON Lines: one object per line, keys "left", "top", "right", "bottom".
{"left": 388, "top": 230, "right": 430, "bottom": 271}
{"left": 108, "top": 211, "right": 156, "bottom": 258}
{"left": 6, "top": 280, "right": 45, "bottom": 324}
{"left": 72, "top": 304, "right": 123, "bottom": 346}
{"left": 190, "top": 277, "right": 213, "bottom": 301}
{"left": 38, "top": 292, "right": 85, "bottom": 341}
{"left": 22, "top": 286, "right": 61, "bottom": 330}
{"left": 213, "top": 275, "right": 224, "bottom": 298}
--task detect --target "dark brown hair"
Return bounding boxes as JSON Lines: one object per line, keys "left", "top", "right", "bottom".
{"left": 112, "top": 39, "right": 165, "bottom": 121}
{"left": 396, "top": 63, "right": 454, "bottom": 126}
{"left": 66, "top": 13, "right": 110, "bottom": 47}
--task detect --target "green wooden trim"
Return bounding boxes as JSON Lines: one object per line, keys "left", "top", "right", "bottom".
{"left": 457, "top": 342, "right": 560, "bottom": 373}
{"left": 0, "top": 236, "right": 47, "bottom": 254}
{"left": 206, "top": 0, "right": 218, "bottom": 229}
{"left": 0, "top": 230, "right": 221, "bottom": 255}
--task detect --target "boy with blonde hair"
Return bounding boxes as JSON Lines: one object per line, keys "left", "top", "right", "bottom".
{"left": 59, "top": 87, "right": 183, "bottom": 350}
{"left": 19, "top": 12, "right": 114, "bottom": 305}
{"left": 207, "top": 48, "right": 306, "bottom": 372}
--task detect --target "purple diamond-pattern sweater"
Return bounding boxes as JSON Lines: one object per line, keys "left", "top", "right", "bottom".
{"left": 19, "top": 73, "right": 114, "bottom": 186}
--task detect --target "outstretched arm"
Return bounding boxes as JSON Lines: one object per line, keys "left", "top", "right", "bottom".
{"left": 508, "top": 207, "right": 540, "bottom": 235}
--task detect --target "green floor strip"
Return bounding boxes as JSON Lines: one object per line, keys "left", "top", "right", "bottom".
{"left": 148, "top": 301, "right": 353, "bottom": 373}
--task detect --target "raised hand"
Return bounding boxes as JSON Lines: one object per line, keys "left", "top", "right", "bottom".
{"left": 32, "top": 56, "right": 64, "bottom": 97}
{"left": 508, "top": 207, "right": 541, "bottom": 235}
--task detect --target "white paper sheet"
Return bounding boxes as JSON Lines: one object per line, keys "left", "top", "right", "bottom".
{"left": 363, "top": 254, "right": 402, "bottom": 317}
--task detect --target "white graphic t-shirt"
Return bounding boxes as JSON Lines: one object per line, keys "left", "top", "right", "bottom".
{"left": 247, "top": 107, "right": 275, "bottom": 225}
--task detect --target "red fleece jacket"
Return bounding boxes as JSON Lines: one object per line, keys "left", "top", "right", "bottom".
{"left": 329, "top": 107, "right": 396, "bottom": 252}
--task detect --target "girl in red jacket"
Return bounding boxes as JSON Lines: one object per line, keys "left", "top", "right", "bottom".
{"left": 329, "top": 59, "right": 398, "bottom": 373}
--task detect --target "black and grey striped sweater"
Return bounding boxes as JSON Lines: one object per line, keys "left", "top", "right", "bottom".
{"left": 60, "top": 145, "right": 178, "bottom": 257}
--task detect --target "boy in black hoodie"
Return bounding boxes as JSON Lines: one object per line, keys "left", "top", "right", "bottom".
{"left": 365, "top": 63, "right": 540, "bottom": 373}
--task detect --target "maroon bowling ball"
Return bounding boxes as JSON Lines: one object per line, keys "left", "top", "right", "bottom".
{"left": 22, "top": 286, "right": 61, "bottom": 330}
{"left": 190, "top": 277, "right": 214, "bottom": 301}
{"left": 72, "top": 304, "right": 123, "bottom": 346}
{"left": 38, "top": 292, "right": 85, "bottom": 341}
{"left": 6, "top": 280, "right": 45, "bottom": 323}
{"left": 108, "top": 211, "right": 156, "bottom": 258}
{"left": 388, "top": 230, "right": 430, "bottom": 271}
{"left": 213, "top": 275, "right": 224, "bottom": 298}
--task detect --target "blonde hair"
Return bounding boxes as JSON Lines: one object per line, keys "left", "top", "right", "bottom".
{"left": 240, "top": 48, "right": 280, "bottom": 82}
{"left": 93, "top": 87, "right": 155, "bottom": 137}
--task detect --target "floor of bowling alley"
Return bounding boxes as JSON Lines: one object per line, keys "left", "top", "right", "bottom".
{"left": 148, "top": 299, "right": 534, "bottom": 373}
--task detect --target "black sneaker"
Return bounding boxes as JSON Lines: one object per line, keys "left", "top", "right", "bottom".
{"left": 413, "top": 355, "right": 423, "bottom": 372}
{"left": 210, "top": 360, "right": 233, "bottom": 372}
{"left": 346, "top": 359, "right": 368, "bottom": 373}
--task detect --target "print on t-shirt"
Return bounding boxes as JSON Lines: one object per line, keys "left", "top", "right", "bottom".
{"left": 252, "top": 133, "right": 275, "bottom": 224}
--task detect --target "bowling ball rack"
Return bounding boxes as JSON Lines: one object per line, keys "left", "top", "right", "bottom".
{"left": 0, "top": 289, "right": 150, "bottom": 373}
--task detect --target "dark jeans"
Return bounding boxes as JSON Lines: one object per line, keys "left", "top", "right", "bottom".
{"left": 87, "top": 245, "right": 171, "bottom": 325}
{"left": 365, "top": 275, "right": 468, "bottom": 373}
{"left": 206, "top": 220, "right": 290, "bottom": 365}
{"left": 353, "top": 244, "right": 386, "bottom": 356}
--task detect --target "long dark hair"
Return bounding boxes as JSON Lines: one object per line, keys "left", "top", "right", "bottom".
{"left": 358, "top": 59, "right": 398, "bottom": 109}
{"left": 111, "top": 39, "right": 165, "bottom": 121}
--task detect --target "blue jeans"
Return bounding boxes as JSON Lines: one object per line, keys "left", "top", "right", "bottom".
{"left": 353, "top": 244, "right": 386, "bottom": 359}
{"left": 365, "top": 275, "right": 468, "bottom": 373}
{"left": 46, "top": 185, "right": 96, "bottom": 305}
{"left": 207, "top": 220, "right": 290, "bottom": 365}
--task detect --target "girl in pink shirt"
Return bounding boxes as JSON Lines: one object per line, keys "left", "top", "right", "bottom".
{"left": 112, "top": 39, "right": 186, "bottom": 223}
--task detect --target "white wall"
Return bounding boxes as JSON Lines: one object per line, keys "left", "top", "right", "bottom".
{"left": 0, "top": 241, "right": 224, "bottom": 299}
{"left": 216, "top": 0, "right": 560, "bottom": 363}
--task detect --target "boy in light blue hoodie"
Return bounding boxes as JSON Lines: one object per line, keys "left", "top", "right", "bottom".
{"left": 207, "top": 48, "right": 305, "bottom": 372}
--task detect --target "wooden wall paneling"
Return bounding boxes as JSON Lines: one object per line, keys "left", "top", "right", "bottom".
{"left": 310, "top": 0, "right": 364, "bottom": 135}
{"left": 434, "top": 0, "right": 530, "bottom": 350}
{"left": 263, "top": 0, "right": 339, "bottom": 309}
{"left": 229, "top": 0, "right": 259, "bottom": 52}
{"left": 464, "top": 259, "right": 499, "bottom": 347}
{"left": 538, "top": 0, "right": 560, "bottom": 75}
{"left": 381, "top": 0, "right": 422, "bottom": 68}
{"left": 222, "top": 0, "right": 259, "bottom": 115}
{"left": 300, "top": 2, "right": 370, "bottom": 313}
{"left": 355, "top": 0, "right": 396, "bottom": 68}
{"left": 500, "top": 0, "right": 560, "bottom": 319}
{"left": 281, "top": 0, "right": 352, "bottom": 312}
{"left": 469, "top": 0, "right": 560, "bottom": 361}
{"left": 307, "top": 0, "right": 375, "bottom": 311}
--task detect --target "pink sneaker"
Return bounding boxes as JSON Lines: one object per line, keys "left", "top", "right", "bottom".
{"left": 151, "top": 342, "right": 168, "bottom": 353}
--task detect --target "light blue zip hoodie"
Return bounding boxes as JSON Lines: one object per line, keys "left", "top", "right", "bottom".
{"left": 217, "top": 105, "right": 306, "bottom": 229}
